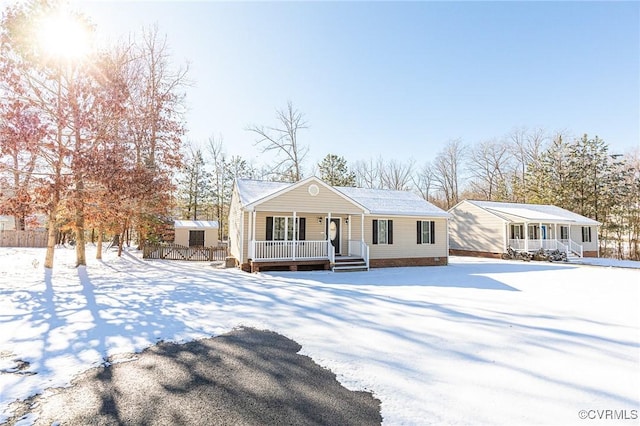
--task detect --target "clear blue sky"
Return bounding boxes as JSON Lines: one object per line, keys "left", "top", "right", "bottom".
{"left": 24, "top": 1, "right": 640, "bottom": 168}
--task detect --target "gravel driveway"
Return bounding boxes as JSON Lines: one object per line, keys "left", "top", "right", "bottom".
{"left": 5, "top": 327, "right": 381, "bottom": 425}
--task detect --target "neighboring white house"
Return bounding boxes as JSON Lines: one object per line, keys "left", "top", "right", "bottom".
{"left": 448, "top": 200, "right": 601, "bottom": 258}
{"left": 0, "top": 216, "right": 15, "bottom": 232}
{"left": 173, "top": 220, "right": 219, "bottom": 247}
{"left": 228, "top": 176, "right": 450, "bottom": 272}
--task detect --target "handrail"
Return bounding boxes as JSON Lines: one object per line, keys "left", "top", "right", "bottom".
{"left": 556, "top": 239, "right": 569, "bottom": 255}
{"left": 569, "top": 240, "right": 583, "bottom": 257}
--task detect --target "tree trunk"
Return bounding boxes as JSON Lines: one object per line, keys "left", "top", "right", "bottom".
{"left": 96, "top": 225, "right": 103, "bottom": 260}
{"left": 44, "top": 208, "right": 57, "bottom": 269}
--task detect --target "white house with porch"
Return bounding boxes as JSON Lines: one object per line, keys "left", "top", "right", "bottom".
{"left": 228, "top": 177, "right": 450, "bottom": 272}
{"left": 448, "top": 200, "right": 601, "bottom": 258}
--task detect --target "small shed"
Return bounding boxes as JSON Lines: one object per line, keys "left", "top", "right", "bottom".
{"left": 0, "top": 216, "right": 15, "bottom": 231}
{"left": 173, "top": 220, "right": 219, "bottom": 247}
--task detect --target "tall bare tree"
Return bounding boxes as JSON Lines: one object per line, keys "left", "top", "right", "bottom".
{"left": 127, "top": 25, "right": 188, "bottom": 249}
{"left": 352, "top": 158, "right": 381, "bottom": 189}
{"left": 468, "top": 139, "right": 512, "bottom": 200}
{"left": 433, "top": 139, "right": 466, "bottom": 209}
{"left": 413, "top": 161, "right": 436, "bottom": 202}
{"left": 246, "top": 101, "right": 308, "bottom": 182}
{"left": 380, "top": 158, "right": 414, "bottom": 190}
{"left": 508, "top": 127, "right": 548, "bottom": 202}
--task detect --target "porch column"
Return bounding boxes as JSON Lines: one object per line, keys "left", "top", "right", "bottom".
{"left": 292, "top": 211, "right": 297, "bottom": 260}
{"left": 539, "top": 222, "right": 543, "bottom": 248}
{"left": 251, "top": 210, "right": 256, "bottom": 259}
{"left": 327, "top": 212, "right": 332, "bottom": 260}
{"left": 524, "top": 222, "right": 529, "bottom": 252}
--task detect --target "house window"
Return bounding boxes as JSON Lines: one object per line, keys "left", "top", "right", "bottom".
{"left": 510, "top": 224, "right": 524, "bottom": 239}
{"left": 189, "top": 230, "right": 205, "bottom": 247}
{"left": 560, "top": 226, "right": 569, "bottom": 240}
{"left": 372, "top": 219, "right": 393, "bottom": 245}
{"left": 528, "top": 224, "right": 539, "bottom": 240}
{"left": 273, "top": 217, "right": 287, "bottom": 240}
{"left": 417, "top": 220, "right": 435, "bottom": 244}
{"left": 582, "top": 226, "right": 592, "bottom": 243}
{"left": 266, "top": 217, "right": 305, "bottom": 241}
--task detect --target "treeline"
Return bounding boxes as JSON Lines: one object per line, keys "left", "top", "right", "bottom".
{"left": 177, "top": 103, "right": 639, "bottom": 260}
{"left": 0, "top": 1, "right": 187, "bottom": 268}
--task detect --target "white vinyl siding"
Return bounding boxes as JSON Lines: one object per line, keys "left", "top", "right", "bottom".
{"left": 448, "top": 201, "right": 506, "bottom": 253}
{"left": 367, "top": 217, "right": 448, "bottom": 259}
{"left": 258, "top": 182, "right": 363, "bottom": 214}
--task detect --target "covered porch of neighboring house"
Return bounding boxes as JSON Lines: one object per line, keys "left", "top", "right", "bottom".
{"left": 506, "top": 222, "right": 584, "bottom": 257}
{"left": 246, "top": 210, "right": 369, "bottom": 273}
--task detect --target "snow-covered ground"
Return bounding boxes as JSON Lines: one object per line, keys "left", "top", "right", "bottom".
{"left": 0, "top": 246, "right": 638, "bottom": 425}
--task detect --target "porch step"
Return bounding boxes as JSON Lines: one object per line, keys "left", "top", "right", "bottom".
{"left": 333, "top": 258, "right": 368, "bottom": 272}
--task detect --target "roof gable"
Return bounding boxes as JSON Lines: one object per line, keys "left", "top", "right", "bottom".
{"left": 238, "top": 176, "right": 367, "bottom": 212}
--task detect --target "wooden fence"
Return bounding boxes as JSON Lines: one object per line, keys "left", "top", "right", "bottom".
{"left": 0, "top": 230, "right": 47, "bottom": 248}
{"left": 143, "top": 243, "right": 228, "bottom": 261}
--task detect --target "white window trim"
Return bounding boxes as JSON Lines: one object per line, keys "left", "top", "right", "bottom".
{"left": 420, "top": 220, "right": 435, "bottom": 245}
{"left": 377, "top": 219, "right": 390, "bottom": 245}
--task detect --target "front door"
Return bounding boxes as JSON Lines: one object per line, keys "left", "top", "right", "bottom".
{"left": 327, "top": 218, "right": 341, "bottom": 255}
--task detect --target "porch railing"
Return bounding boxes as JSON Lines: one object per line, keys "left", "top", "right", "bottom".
{"left": 508, "top": 238, "right": 582, "bottom": 257}
{"left": 251, "top": 240, "right": 330, "bottom": 261}
{"left": 509, "top": 239, "right": 526, "bottom": 251}
{"left": 348, "top": 239, "right": 370, "bottom": 268}
{"left": 557, "top": 239, "right": 569, "bottom": 255}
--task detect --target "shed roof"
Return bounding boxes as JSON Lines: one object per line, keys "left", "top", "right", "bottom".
{"left": 173, "top": 220, "right": 219, "bottom": 229}
{"left": 236, "top": 179, "right": 449, "bottom": 217}
{"left": 466, "top": 200, "right": 600, "bottom": 225}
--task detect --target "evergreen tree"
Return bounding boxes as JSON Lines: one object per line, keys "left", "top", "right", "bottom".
{"left": 178, "top": 146, "right": 209, "bottom": 220}
{"left": 318, "top": 154, "right": 356, "bottom": 187}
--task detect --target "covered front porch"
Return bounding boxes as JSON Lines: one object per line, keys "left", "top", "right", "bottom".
{"left": 246, "top": 211, "right": 369, "bottom": 272}
{"left": 507, "top": 222, "right": 584, "bottom": 257}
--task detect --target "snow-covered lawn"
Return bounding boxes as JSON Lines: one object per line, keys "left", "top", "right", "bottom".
{"left": 1, "top": 246, "right": 638, "bottom": 425}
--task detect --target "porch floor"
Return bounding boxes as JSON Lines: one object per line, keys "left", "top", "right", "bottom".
{"left": 249, "top": 255, "right": 365, "bottom": 273}
{"left": 250, "top": 259, "right": 331, "bottom": 273}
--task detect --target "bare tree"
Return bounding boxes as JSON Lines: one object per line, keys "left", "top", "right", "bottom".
{"left": 507, "top": 127, "right": 549, "bottom": 202}
{"left": 413, "top": 161, "right": 436, "bottom": 202}
{"left": 246, "top": 101, "right": 308, "bottom": 182}
{"left": 352, "top": 158, "right": 380, "bottom": 189}
{"left": 468, "top": 139, "right": 512, "bottom": 200}
{"left": 380, "top": 158, "right": 415, "bottom": 190}
{"left": 433, "top": 139, "right": 466, "bottom": 209}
